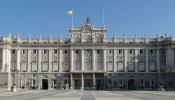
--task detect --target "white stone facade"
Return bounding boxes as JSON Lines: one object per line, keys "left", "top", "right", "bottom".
{"left": 0, "top": 18, "right": 175, "bottom": 90}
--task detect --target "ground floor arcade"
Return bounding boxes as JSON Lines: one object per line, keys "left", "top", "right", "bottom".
{"left": 1, "top": 72, "right": 175, "bottom": 90}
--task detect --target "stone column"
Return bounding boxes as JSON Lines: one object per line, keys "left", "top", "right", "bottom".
{"left": 1, "top": 48, "right": 5, "bottom": 72}
{"left": 103, "top": 49, "right": 107, "bottom": 72}
{"left": 70, "top": 73, "right": 74, "bottom": 90}
{"left": 113, "top": 49, "right": 116, "bottom": 72}
{"left": 135, "top": 49, "right": 138, "bottom": 72}
{"left": 92, "top": 49, "right": 96, "bottom": 71}
{"left": 48, "top": 49, "right": 52, "bottom": 72}
{"left": 59, "top": 49, "right": 63, "bottom": 72}
{"left": 38, "top": 49, "right": 42, "bottom": 72}
{"left": 16, "top": 49, "right": 21, "bottom": 71}
{"left": 156, "top": 48, "right": 160, "bottom": 72}
{"left": 172, "top": 47, "right": 175, "bottom": 72}
{"left": 37, "top": 74, "right": 41, "bottom": 90}
{"left": 16, "top": 49, "right": 21, "bottom": 89}
{"left": 81, "top": 73, "right": 84, "bottom": 90}
{"left": 146, "top": 49, "right": 149, "bottom": 72}
{"left": 81, "top": 49, "right": 85, "bottom": 71}
{"left": 124, "top": 49, "right": 128, "bottom": 72}
{"left": 2, "top": 47, "right": 11, "bottom": 72}
{"left": 93, "top": 73, "right": 96, "bottom": 90}
{"left": 27, "top": 49, "right": 31, "bottom": 72}
{"left": 70, "top": 50, "right": 74, "bottom": 71}
{"left": 5, "top": 47, "right": 12, "bottom": 90}
{"left": 49, "top": 74, "right": 52, "bottom": 90}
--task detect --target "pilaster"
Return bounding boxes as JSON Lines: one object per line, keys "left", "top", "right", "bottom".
{"left": 16, "top": 49, "right": 21, "bottom": 89}
{"left": 135, "top": 49, "right": 138, "bottom": 72}
{"left": 156, "top": 48, "right": 160, "bottom": 72}
{"left": 27, "top": 49, "right": 31, "bottom": 72}
{"left": 81, "top": 49, "right": 85, "bottom": 71}
{"left": 59, "top": 49, "right": 63, "bottom": 72}
{"left": 70, "top": 74, "right": 74, "bottom": 90}
{"left": 171, "top": 47, "right": 174, "bottom": 72}
{"left": 92, "top": 49, "right": 96, "bottom": 71}
{"left": 38, "top": 49, "right": 42, "bottom": 72}
{"left": 70, "top": 50, "right": 74, "bottom": 71}
{"left": 93, "top": 73, "right": 96, "bottom": 90}
{"left": 48, "top": 49, "right": 52, "bottom": 72}
{"left": 124, "top": 49, "right": 128, "bottom": 72}
{"left": 103, "top": 49, "right": 106, "bottom": 72}
{"left": 81, "top": 73, "right": 84, "bottom": 90}
{"left": 146, "top": 49, "right": 149, "bottom": 72}
{"left": 113, "top": 49, "right": 117, "bottom": 72}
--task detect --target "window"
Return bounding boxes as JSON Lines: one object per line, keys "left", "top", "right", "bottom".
{"left": 128, "top": 62, "right": 134, "bottom": 72}
{"left": 119, "top": 49, "right": 122, "bottom": 54}
{"left": 109, "top": 50, "right": 112, "bottom": 54}
{"left": 97, "top": 50, "right": 100, "bottom": 54}
{"left": 76, "top": 50, "right": 79, "bottom": 54}
{"left": 33, "top": 74, "right": 36, "bottom": 77}
{"left": 54, "top": 50, "right": 58, "bottom": 54}
{"left": 43, "top": 50, "right": 47, "bottom": 54}
{"left": 12, "top": 50, "right": 16, "bottom": 54}
{"left": 22, "top": 50, "right": 26, "bottom": 54}
{"left": 33, "top": 50, "right": 37, "bottom": 54}
{"left": 139, "top": 63, "right": 145, "bottom": 72}
{"left": 150, "top": 49, "right": 154, "bottom": 54}
{"left": 140, "top": 49, "right": 143, "bottom": 54}
{"left": 32, "top": 80, "right": 36, "bottom": 86}
{"left": 129, "top": 50, "right": 133, "bottom": 54}
{"left": 149, "top": 63, "right": 155, "bottom": 72}
{"left": 64, "top": 50, "right": 67, "bottom": 54}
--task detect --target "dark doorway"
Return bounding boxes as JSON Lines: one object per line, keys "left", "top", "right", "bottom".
{"left": 96, "top": 79, "right": 103, "bottom": 90}
{"left": 84, "top": 79, "right": 93, "bottom": 90}
{"left": 128, "top": 79, "right": 135, "bottom": 90}
{"left": 42, "top": 79, "right": 48, "bottom": 90}
{"left": 74, "top": 79, "right": 81, "bottom": 89}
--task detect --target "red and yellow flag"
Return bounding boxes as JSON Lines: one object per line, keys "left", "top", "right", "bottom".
{"left": 67, "top": 10, "right": 73, "bottom": 15}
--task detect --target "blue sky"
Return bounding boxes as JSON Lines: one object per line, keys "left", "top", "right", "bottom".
{"left": 0, "top": 0, "right": 175, "bottom": 38}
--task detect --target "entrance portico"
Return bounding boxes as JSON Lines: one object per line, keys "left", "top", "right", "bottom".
{"left": 70, "top": 73, "right": 104, "bottom": 90}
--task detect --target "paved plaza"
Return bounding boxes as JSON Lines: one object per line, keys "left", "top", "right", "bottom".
{"left": 0, "top": 90, "right": 175, "bottom": 100}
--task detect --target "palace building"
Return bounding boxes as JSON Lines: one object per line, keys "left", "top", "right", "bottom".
{"left": 0, "top": 18, "right": 175, "bottom": 90}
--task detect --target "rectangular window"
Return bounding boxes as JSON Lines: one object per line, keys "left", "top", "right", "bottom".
{"left": 64, "top": 50, "right": 67, "bottom": 54}
{"left": 33, "top": 74, "right": 36, "bottom": 77}
{"left": 22, "top": 50, "right": 26, "bottom": 54}
{"left": 119, "top": 49, "right": 122, "bottom": 54}
{"left": 97, "top": 50, "right": 100, "bottom": 54}
{"left": 54, "top": 50, "right": 58, "bottom": 54}
{"left": 43, "top": 50, "right": 47, "bottom": 54}
{"left": 150, "top": 49, "right": 154, "bottom": 54}
{"left": 76, "top": 50, "right": 79, "bottom": 54}
{"left": 129, "top": 50, "right": 133, "bottom": 54}
{"left": 33, "top": 50, "right": 37, "bottom": 54}
{"left": 32, "top": 80, "right": 36, "bottom": 86}
{"left": 109, "top": 50, "right": 112, "bottom": 54}
{"left": 140, "top": 49, "right": 143, "bottom": 54}
{"left": 12, "top": 50, "right": 16, "bottom": 54}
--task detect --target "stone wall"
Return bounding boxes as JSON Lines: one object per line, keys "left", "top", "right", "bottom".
{"left": 0, "top": 73, "right": 8, "bottom": 88}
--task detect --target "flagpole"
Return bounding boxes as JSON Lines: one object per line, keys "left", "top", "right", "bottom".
{"left": 72, "top": 14, "right": 74, "bottom": 28}
{"left": 103, "top": 9, "right": 105, "bottom": 27}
